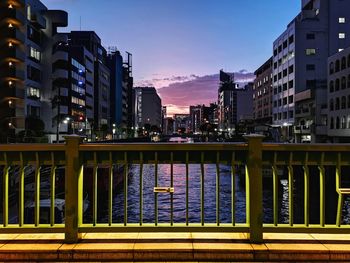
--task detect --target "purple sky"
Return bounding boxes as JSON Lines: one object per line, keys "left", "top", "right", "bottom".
{"left": 43, "top": 0, "right": 300, "bottom": 114}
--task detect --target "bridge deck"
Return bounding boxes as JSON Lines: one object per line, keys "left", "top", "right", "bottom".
{"left": 0, "top": 232, "right": 350, "bottom": 262}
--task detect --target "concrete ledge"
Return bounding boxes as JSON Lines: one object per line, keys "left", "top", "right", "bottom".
{"left": 0, "top": 233, "right": 349, "bottom": 262}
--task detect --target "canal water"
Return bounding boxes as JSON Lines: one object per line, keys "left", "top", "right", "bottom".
{"left": 90, "top": 164, "right": 350, "bottom": 225}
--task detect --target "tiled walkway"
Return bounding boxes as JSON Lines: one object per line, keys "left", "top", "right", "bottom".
{"left": 0, "top": 232, "right": 350, "bottom": 262}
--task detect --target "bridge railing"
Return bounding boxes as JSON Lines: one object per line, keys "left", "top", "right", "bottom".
{"left": 0, "top": 135, "right": 350, "bottom": 243}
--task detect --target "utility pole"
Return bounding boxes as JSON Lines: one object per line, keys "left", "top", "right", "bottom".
{"left": 56, "top": 85, "right": 61, "bottom": 143}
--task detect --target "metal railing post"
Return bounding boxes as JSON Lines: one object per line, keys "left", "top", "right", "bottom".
{"left": 244, "top": 134, "right": 264, "bottom": 243}
{"left": 64, "top": 135, "right": 83, "bottom": 243}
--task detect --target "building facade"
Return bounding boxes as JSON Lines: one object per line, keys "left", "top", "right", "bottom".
{"left": 133, "top": 87, "right": 162, "bottom": 131}
{"left": 327, "top": 46, "right": 350, "bottom": 142}
{"left": 253, "top": 57, "right": 273, "bottom": 124}
{"left": 0, "top": 0, "right": 68, "bottom": 141}
{"left": 272, "top": 0, "right": 350, "bottom": 142}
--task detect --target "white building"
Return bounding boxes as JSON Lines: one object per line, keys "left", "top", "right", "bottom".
{"left": 272, "top": 0, "right": 350, "bottom": 142}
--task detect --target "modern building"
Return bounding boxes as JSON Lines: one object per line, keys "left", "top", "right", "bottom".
{"left": 272, "top": 0, "right": 350, "bottom": 142}
{"left": 218, "top": 70, "right": 238, "bottom": 131}
{"left": 173, "top": 114, "right": 190, "bottom": 134}
{"left": 133, "top": 87, "right": 162, "bottom": 131}
{"left": 189, "top": 105, "right": 203, "bottom": 133}
{"left": 163, "top": 117, "right": 174, "bottom": 135}
{"left": 0, "top": 0, "right": 68, "bottom": 141}
{"left": 327, "top": 46, "right": 350, "bottom": 142}
{"left": 253, "top": 57, "right": 273, "bottom": 124}
{"left": 68, "top": 31, "right": 111, "bottom": 137}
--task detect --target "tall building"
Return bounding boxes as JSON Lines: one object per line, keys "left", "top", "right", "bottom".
{"left": 327, "top": 46, "right": 350, "bottom": 142}
{"left": 272, "top": 0, "right": 350, "bottom": 142}
{"left": 0, "top": 0, "right": 68, "bottom": 141}
{"left": 218, "top": 70, "right": 238, "bottom": 131}
{"left": 68, "top": 31, "right": 111, "bottom": 136}
{"left": 253, "top": 57, "right": 273, "bottom": 124}
{"left": 133, "top": 87, "right": 162, "bottom": 131}
{"left": 173, "top": 114, "right": 190, "bottom": 134}
{"left": 189, "top": 105, "right": 203, "bottom": 133}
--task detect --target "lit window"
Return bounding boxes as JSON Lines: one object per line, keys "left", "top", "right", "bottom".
{"left": 339, "top": 17, "right": 346, "bottom": 23}
{"left": 27, "top": 87, "right": 40, "bottom": 98}
{"left": 8, "top": 42, "right": 13, "bottom": 47}
{"left": 27, "top": 5, "right": 31, "bottom": 20}
{"left": 306, "top": 49, "right": 316, "bottom": 55}
{"left": 339, "top": 33, "right": 346, "bottom": 39}
{"left": 29, "top": 47, "right": 41, "bottom": 61}
{"left": 339, "top": 49, "right": 344, "bottom": 52}
{"left": 8, "top": 4, "right": 13, "bottom": 9}
{"left": 8, "top": 23, "right": 13, "bottom": 28}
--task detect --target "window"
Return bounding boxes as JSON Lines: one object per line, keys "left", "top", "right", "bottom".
{"left": 29, "top": 47, "right": 41, "bottom": 61}
{"left": 283, "top": 83, "right": 287, "bottom": 91}
{"left": 329, "top": 81, "right": 334, "bottom": 93}
{"left": 348, "top": 55, "right": 350, "bottom": 68}
{"left": 336, "top": 97, "right": 340, "bottom": 110}
{"left": 329, "top": 62, "right": 334, "bottom": 74}
{"left": 336, "top": 79, "right": 340, "bottom": 91}
{"left": 289, "top": 110, "right": 294, "bottom": 118}
{"left": 306, "top": 49, "right": 316, "bottom": 55}
{"left": 339, "top": 17, "right": 345, "bottom": 23}
{"left": 336, "top": 117, "right": 340, "bottom": 129}
{"left": 273, "top": 101, "right": 277, "bottom": 107}
{"left": 289, "top": 35, "right": 294, "bottom": 44}
{"left": 339, "top": 33, "right": 346, "bottom": 39}
{"left": 289, "top": 95, "right": 294, "bottom": 104}
{"left": 330, "top": 99, "right": 334, "bottom": 111}
{"left": 274, "top": 62, "right": 277, "bottom": 69}
{"left": 278, "top": 45, "right": 282, "bottom": 53}
{"left": 274, "top": 49, "right": 277, "bottom": 56}
{"left": 27, "top": 4, "right": 31, "bottom": 20}
{"left": 339, "top": 49, "right": 344, "bottom": 52}
{"left": 348, "top": 75, "right": 350, "bottom": 88}
{"left": 348, "top": 95, "right": 350, "bottom": 108}
{"left": 289, "top": 80, "right": 294, "bottom": 89}
{"left": 27, "top": 87, "right": 40, "bottom": 99}
{"left": 341, "top": 116, "right": 346, "bottom": 129}
{"left": 278, "top": 99, "right": 281, "bottom": 107}
{"left": 283, "top": 112, "right": 287, "bottom": 119}
{"left": 283, "top": 40, "right": 288, "bottom": 49}
{"left": 341, "top": 57, "right": 346, "bottom": 70}
{"left": 306, "top": 33, "right": 315, "bottom": 40}
{"left": 342, "top": 77, "right": 346, "bottom": 89}
{"left": 336, "top": 60, "right": 340, "bottom": 72}
{"left": 306, "top": 64, "right": 315, "bottom": 71}
{"left": 342, "top": 96, "right": 346, "bottom": 109}
{"left": 289, "top": 65, "right": 294, "bottom": 74}
{"left": 283, "top": 97, "right": 287, "bottom": 105}
{"left": 71, "top": 96, "right": 85, "bottom": 106}
{"left": 283, "top": 69, "right": 288, "bottom": 77}
{"left": 330, "top": 117, "right": 334, "bottom": 129}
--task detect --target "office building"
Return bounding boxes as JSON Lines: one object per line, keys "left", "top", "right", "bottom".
{"left": 133, "top": 87, "right": 162, "bottom": 131}
{"left": 253, "top": 57, "right": 273, "bottom": 124}
{"left": 327, "top": 46, "right": 350, "bottom": 142}
{"left": 272, "top": 0, "right": 350, "bottom": 142}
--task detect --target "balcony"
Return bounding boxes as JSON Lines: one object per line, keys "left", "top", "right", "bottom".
{"left": 52, "top": 50, "right": 68, "bottom": 63}
{"left": 295, "top": 108, "right": 310, "bottom": 118}
{"left": 294, "top": 125, "right": 311, "bottom": 134}
{"left": 2, "top": 27, "right": 25, "bottom": 43}
{"left": 52, "top": 69, "right": 68, "bottom": 80}
{"left": 7, "top": 67, "right": 25, "bottom": 80}
{"left": 7, "top": 46, "right": 26, "bottom": 61}
{"left": 30, "top": 13, "right": 46, "bottom": 29}
{"left": 3, "top": 8, "right": 26, "bottom": 24}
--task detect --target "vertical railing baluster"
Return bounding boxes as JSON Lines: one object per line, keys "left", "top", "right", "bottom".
{"left": 50, "top": 160, "right": 56, "bottom": 227}
{"left": 319, "top": 152, "right": 325, "bottom": 227}
{"left": 200, "top": 152, "right": 205, "bottom": 226}
{"left": 272, "top": 152, "right": 278, "bottom": 226}
{"left": 288, "top": 152, "right": 294, "bottom": 226}
{"left": 186, "top": 152, "right": 189, "bottom": 226}
{"left": 34, "top": 152, "right": 41, "bottom": 227}
{"left": 216, "top": 152, "right": 220, "bottom": 226}
{"left": 170, "top": 152, "right": 174, "bottom": 226}
{"left": 3, "top": 152, "right": 9, "bottom": 227}
{"left": 336, "top": 153, "right": 342, "bottom": 227}
{"left": 139, "top": 152, "right": 143, "bottom": 226}
{"left": 231, "top": 152, "right": 236, "bottom": 226}
{"left": 19, "top": 152, "right": 24, "bottom": 227}
{"left": 303, "top": 152, "right": 310, "bottom": 227}
{"left": 93, "top": 152, "right": 98, "bottom": 226}
{"left": 154, "top": 152, "right": 158, "bottom": 226}
{"left": 124, "top": 152, "right": 128, "bottom": 226}
{"left": 108, "top": 152, "right": 113, "bottom": 226}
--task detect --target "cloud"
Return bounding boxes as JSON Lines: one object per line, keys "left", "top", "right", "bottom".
{"left": 135, "top": 75, "right": 199, "bottom": 89}
{"left": 154, "top": 71, "right": 255, "bottom": 116}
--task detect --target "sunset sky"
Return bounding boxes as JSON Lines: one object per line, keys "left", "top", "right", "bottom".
{"left": 43, "top": 0, "right": 300, "bottom": 114}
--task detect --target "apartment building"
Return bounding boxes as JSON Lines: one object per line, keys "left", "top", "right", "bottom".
{"left": 253, "top": 57, "right": 273, "bottom": 124}
{"left": 133, "top": 87, "right": 162, "bottom": 131}
{"left": 327, "top": 46, "right": 350, "bottom": 142}
{"left": 272, "top": 0, "right": 350, "bottom": 142}
{"left": 0, "top": 0, "right": 69, "bottom": 141}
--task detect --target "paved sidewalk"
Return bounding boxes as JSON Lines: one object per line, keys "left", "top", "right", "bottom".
{"left": 0, "top": 232, "right": 350, "bottom": 262}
